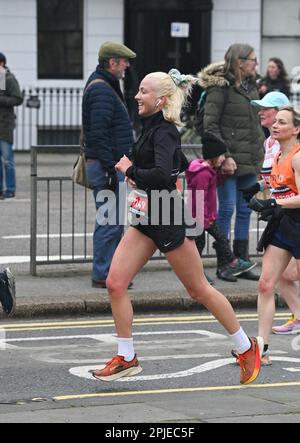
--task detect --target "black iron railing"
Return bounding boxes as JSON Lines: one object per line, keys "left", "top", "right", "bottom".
{"left": 30, "top": 144, "right": 264, "bottom": 275}
{"left": 16, "top": 87, "right": 83, "bottom": 151}
{"left": 15, "top": 88, "right": 300, "bottom": 152}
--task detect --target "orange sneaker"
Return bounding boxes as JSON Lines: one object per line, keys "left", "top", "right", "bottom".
{"left": 91, "top": 355, "right": 143, "bottom": 382}
{"left": 238, "top": 337, "right": 264, "bottom": 385}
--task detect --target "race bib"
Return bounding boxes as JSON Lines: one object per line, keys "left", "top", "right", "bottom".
{"left": 129, "top": 189, "right": 149, "bottom": 220}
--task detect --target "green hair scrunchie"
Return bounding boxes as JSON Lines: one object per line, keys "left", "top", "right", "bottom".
{"left": 168, "top": 68, "right": 189, "bottom": 87}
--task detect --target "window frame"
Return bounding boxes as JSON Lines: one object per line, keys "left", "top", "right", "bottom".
{"left": 37, "top": 0, "right": 84, "bottom": 80}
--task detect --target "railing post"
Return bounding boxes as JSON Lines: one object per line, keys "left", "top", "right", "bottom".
{"left": 30, "top": 146, "right": 38, "bottom": 276}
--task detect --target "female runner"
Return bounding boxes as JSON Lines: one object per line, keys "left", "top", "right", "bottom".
{"left": 249, "top": 106, "right": 300, "bottom": 353}
{"left": 91, "top": 69, "right": 263, "bottom": 385}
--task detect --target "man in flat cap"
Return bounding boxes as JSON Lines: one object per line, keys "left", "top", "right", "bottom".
{"left": 82, "top": 42, "right": 136, "bottom": 288}
{"left": 0, "top": 52, "right": 23, "bottom": 200}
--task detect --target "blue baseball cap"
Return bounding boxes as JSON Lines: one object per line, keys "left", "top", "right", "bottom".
{"left": 251, "top": 91, "right": 290, "bottom": 109}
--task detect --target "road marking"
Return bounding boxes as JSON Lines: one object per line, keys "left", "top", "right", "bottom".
{"left": 0, "top": 313, "right": 291, "bottom": 332}
{"left": 0, "top": 255, "right": 93, "bottom": 265}
{"left": 0, "top": 229, "right": 263, "bottom": 240}
{"left": 121, "top": 356, "right": 300, "bottom": 382}
{"left": 0, "top": 320, "right": 290, "bottom": 332}
{"left": 0, "top": 199, "right": 30, "bottom": 203}
{"left": 0, "top": 257, "right": 32, "bottom": 264}
{"left": 39, "top": 353, "right": 221, "bottom": 365}
{"left": 2, "top": 233, "right": 93, "bottom": 240}
{"left": 69, "top": 356, "right": 300, "bottom": 383}
{"left": 70, "top": 358, "right": 234, "bottom": 382}
{"left": 2, "top": 334, "right": 115, "bottom": 344}
{"left": 52, "top": 382, "right": 300, "bottom": 402}
{"left": 0, "top": 313, "right": 289, "bottom": 327}
{"left": 36, "top": 350, "right": 288, "bottom": 365}
{"left": 2, "top": 330, "right": 227, "bottom": 343}
{"left": 2, "top": 314, "right": 298, "bottom": 404}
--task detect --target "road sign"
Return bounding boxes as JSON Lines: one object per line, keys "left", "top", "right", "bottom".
{"left": 171, "top": 22, "right": 190, "bottom": 38}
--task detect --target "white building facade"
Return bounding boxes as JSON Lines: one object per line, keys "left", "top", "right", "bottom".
{"left": 0, "top": 0, "right": 299, "bottom": 149}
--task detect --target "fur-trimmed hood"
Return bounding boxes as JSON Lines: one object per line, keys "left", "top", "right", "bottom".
{"left": 196, "top": 62, "right": 265, "bottom": 177}
{"left": 197, "top": 62, "right": 230, "bottom": 90}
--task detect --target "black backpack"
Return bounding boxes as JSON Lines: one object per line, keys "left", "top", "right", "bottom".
{"left": 195, "top": 87, "right": 229, "bottom": 137}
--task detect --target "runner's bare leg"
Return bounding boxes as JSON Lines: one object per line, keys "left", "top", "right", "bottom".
{"left": 258, "top": 245, "right": 292, "bottom": 344}
{"left": 106, "top": 227, "right": 157, "bottom": 338}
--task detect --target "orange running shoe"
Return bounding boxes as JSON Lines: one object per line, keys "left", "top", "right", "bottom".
{"left": 232, "top": 347, "right": 271, "bottom": 367}
{"left": 91, "top": 355, "right": 143, "bottom": 382}
{"left": 238, "top": 337, "right": 264, "bottom": 385}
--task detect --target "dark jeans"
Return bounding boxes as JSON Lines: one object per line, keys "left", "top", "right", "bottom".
{"left": 217, "top": 174, "right": 257, "bottom": 240}
{"left": 0, "top": 140, "right": 16, "bottom": 193}
{"left": 86, "top": 159, "right": 125, "bottom": 281}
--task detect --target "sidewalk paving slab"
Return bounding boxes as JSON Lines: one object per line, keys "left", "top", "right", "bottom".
{"left": 0, "top": 261, "right": 263, "bottom": 319}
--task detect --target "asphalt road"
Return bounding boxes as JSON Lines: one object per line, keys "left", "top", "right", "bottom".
{"left": 1, "top": 310, "right": 300, "bottom": 423}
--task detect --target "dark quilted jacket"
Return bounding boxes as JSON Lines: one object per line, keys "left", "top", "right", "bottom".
{"left": 198, "top": 62, "right": 265, "bottom": 177}
{"left": 82, "top": 67, "right": 134, "bottom": 170}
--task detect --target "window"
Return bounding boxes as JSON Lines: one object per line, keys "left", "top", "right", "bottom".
{"left": 37, "top": 0, "right": 83, "bottom": 79}
{"left": 262, "top": 0, "right": 300, "bottom": 73}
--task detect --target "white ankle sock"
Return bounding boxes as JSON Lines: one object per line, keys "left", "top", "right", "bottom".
{"left": 230, "top": 328, "right": 251, "bottom": 354}
{"left": 117, "top": 337, "right": 135, "bottom": 362}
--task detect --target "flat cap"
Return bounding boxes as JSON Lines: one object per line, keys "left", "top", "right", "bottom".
{"left": 99, "top": 41, "right": 136, "bottom": 60}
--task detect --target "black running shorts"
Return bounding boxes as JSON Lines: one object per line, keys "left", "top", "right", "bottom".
{"left": 269, "top": 224, "right": 300, "bottom": 259}
{"left": 133, "top": 224, "right": 186, "bottom": 253}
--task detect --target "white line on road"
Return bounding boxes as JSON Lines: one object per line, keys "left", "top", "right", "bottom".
{"left": 2, "top": 229, "right": 263, "bottom": 241}
{"left": 3, "top": 334, "right": 115, "bottom": 343}
{"left": 37, "top": 353, "right": 222, "bottom": 365}
{"left": 2, "top": 233, "right": 93, "bottom": 240}
{"left": 2, "top": 330, "right": 228, "bottom": 343}
{"left": 0, "top": 255, "right": 93, "bottom": 264}
{"left": 0, "top": 199, "right": 30, "bottom": 203}
{"left": 70, "top": 356, "right": 300, "bottom": 383}
{"left": 70, "top": 358, "right": 235, "bottom": 382}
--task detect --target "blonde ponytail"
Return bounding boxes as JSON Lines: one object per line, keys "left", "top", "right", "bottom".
{"left": 144, "top": 70, "right": 197, "bottom": 126}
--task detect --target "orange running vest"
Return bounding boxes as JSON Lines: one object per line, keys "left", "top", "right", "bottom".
{"left": 269, "top": 144, "right": 300, "bottom": 200}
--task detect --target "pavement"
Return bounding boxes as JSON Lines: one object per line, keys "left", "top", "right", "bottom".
{"left": 0, "top": 260, "right": 267, "bottom": 319}
{"left": 0, "top": 152, "right": 271, "bottom": 320}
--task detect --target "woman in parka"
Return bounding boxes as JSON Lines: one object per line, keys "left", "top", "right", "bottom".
{"left": 198, "top": 43, "right": 265, "bottom": 280}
